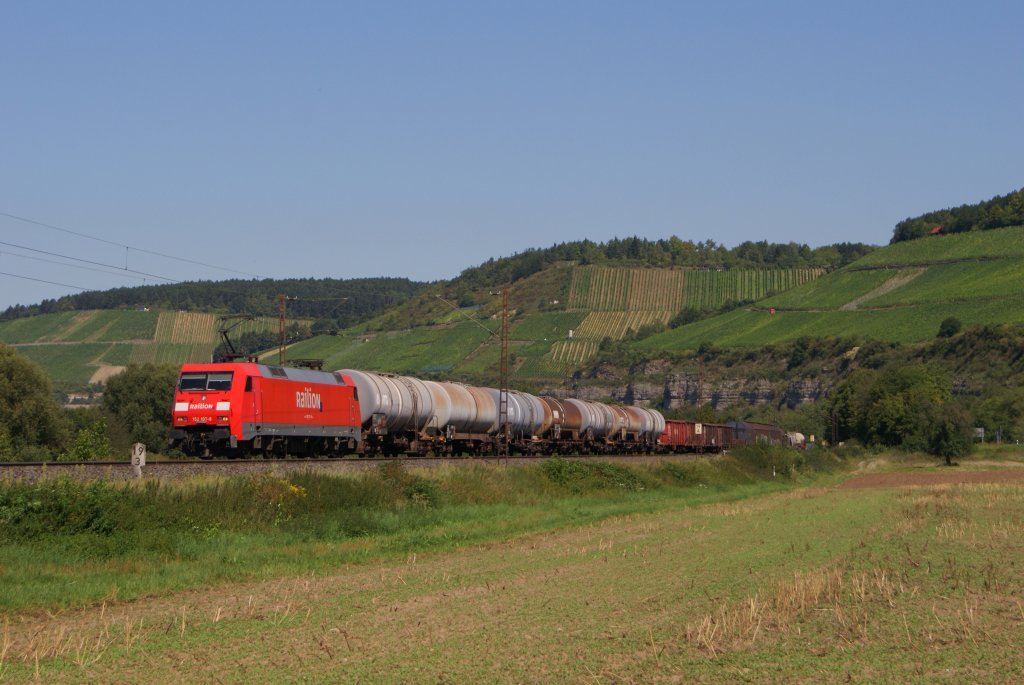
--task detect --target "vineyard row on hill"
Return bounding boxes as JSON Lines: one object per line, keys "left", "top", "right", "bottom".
{"left": 627, "top": 269, "right": 686, "bottom": 311}
{"left": 574, "top": 311, "right": 671, "bottom": 341}
{"left": 567, "top": 266, "right": 823, "bottom": 312}
{"left": 681, "top": 268, "right": 824, "bottom": 310}
{"left": 549, "top": 340, "right": 599, "bottom": 365}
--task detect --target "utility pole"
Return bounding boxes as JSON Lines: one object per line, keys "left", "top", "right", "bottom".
{"left": 697, "top": 354, "right": 705, "bottom": 409}
{"left": 498, "top": 287, "right": 510, "bottom": 456}
{"left": 563, "top": 360, "right": 571, "bottom": 399}
{"left": 433, "top": 289, "right": 510, "bottom": 455}
{"left": 278, "top": 294, "right": 296, "bottom": 366}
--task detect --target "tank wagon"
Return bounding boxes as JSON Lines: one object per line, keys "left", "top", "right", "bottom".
{"left": 169, "top": 362, "right": 665, "bottom": 458}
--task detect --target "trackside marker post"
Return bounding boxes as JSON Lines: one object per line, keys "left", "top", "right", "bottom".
{"left": 131, "top": 443, "right": 146, "bottom": 478}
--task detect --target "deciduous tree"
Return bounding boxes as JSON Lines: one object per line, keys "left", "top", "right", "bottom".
{"left": 0, "top": 345, "right": 69, "bottom": 459}
{"left": 103, "top": 364, "right": 180, "bottom": 451}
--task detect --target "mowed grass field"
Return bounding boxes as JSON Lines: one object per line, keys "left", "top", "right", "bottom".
{"left": 13, "top": 343, "right": 119, "bottom": 386}
{"left": 284, "top": 322, "right": 493, "bottom": 375}
{"left": 2, "top": 312, "right": 286, "bottom": 387}
{"left": 3, "top": 459, "right": 1022, "bottom": 683}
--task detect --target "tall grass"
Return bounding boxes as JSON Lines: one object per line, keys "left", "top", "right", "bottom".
{"left": 0, "top": 454, "right": 840, "bottom": 611}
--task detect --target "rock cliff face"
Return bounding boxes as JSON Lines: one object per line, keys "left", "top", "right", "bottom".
{"left": 782, "top": 378, "right": 825, "bottom": 407}
{"left": 540, "top": 346, "right": 843, "bottom": 409}
{"left": 547, "top": 330, "right": 999, "bottom": 412}
{"left": 557, "top": 373, "right": 826, "bottom": 410}
{"left": 625, "top": 381, "right": 664, "bottom": 407}
{"left": 665, "top": 375, "right": 776, "bottom": 409}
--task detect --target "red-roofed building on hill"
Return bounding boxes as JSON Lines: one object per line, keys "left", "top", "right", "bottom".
{"left": 930, "top": 226, "right": 943, "bottom": 235}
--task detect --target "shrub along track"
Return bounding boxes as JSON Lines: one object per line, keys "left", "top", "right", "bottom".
{"left": 0, "top": 453, "right": 699, "bottom": 483}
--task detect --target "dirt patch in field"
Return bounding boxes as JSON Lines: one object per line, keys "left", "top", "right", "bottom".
{"left": 88, "top": 365, "right": 125, "bottom": 384}
{"left": 840, "top": 468, "right": 1024, "bottom": 489}
{"left": 839, "top": 267, "right": 925, "bottom": 310}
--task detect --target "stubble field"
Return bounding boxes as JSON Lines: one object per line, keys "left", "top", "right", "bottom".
{"left": 3, "top": 462, "right": 1023, "bottom": 683}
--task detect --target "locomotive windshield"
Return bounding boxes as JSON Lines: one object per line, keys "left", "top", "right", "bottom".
{"left": 178, "top": 372, "right": 234, "bottom": 391}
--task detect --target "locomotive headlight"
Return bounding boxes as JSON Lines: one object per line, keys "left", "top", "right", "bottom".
{"left": 176, "top": 417, "right": 187, "bottom": 423}
{"left": 217, "top": 416, "right": 229, "bottom": 422}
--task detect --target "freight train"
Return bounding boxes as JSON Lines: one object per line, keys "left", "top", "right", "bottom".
{"left": 168, "top": 362, "right": 666, "bottom": 458}
{"left": 168, "top": 362, "right": 801, "bottom": 458}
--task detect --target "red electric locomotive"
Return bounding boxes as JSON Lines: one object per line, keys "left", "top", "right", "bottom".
{"left": 169, "top": 363, "right": 362, "bottom": 458}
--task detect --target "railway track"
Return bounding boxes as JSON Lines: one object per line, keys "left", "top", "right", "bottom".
{"left": 0, "top": 453, "right": 699, "bottom": 483}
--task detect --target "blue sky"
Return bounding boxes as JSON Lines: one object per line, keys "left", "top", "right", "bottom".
{"left": 1, "top": 1, "right": 1021, "bottom": 310}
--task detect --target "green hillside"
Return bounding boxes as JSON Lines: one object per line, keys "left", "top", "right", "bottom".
{"left": 640, "top": 225, "right": 1024, "bottom": 352}
{"left": 2, "top": 235, "right": 868, "bottom": 389}
{"left": 282, "top": 323, "right": 493, "bottom": 375}
{"left": 3, "top": 311, "right": 284, "bottom": 389}
{"left": 285, "top": 264, "right": 826, "bottom": 384}
{"left": 11, "top": 224, "right": 1020, "bottom": 390}
{"left": 867, "top": 223, "right": 1024, "bottom": 264}
{"left": 1, "top": 277, "right": 426, "bottom": 329}
{"left": 890, "top": 186, "right": 1024, "bottom": 242}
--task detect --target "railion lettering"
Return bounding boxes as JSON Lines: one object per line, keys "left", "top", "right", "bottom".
{"left": 296, "top": 388, "right": 322, "bottom": 410}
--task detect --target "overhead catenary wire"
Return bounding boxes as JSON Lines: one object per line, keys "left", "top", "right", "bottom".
{"left": 0, "top": 248, "right": 163, "bottom": 282}
{"left": 0, "top": 271, "right": 89, "bottom": 292}
{"left": 0, "top": 210, "right": 263, "bottom": 279}
{"left": 0, "top": 239, "right": 180, "bottom": 284}
{"left": 0, "top": 212, "right": 371, "bottom": 312}
{"left": 0, "top": 239, "right": 360, "bottom": 308}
